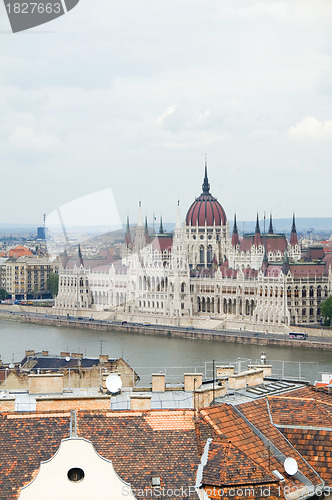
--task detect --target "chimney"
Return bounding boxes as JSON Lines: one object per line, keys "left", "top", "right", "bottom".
{"left": 71, "top": 353, "right": 83, "bottom": 359}
{"left": 60, "top": 352, "right": 70, "bottom": 358}
{"left": 29, "top": 373, "right": 64, "bottom": 394}
{"left": 99, "top": 354, "right": 109, "bottom": 363}
{"left": 152, "top": 373, "right": 165, "bottom": 392}
{"left": 184, "top": 373, "right": 202, "bottom": 392}
{"left": 216, "top": 365, "right": 235, "bottom": 378}
{"left": 25, "top": 350, "right": 35, "bottom": 357}
{"left": 130, "top": 394, "right": 151, "bottom": 411}
{"left": 42, "top": 351, "right": 49, "bottom": 356}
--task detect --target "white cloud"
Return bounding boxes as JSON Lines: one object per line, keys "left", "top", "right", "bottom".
{"left": 7, "top": 126, "right": 60, "bottom": 153}
{"left": 288, "top": 116, "right": 332, "bottom": 139}
{"left": 1, "top": 0, "right": 332, "bottom": 221}
{"left": 157, "top": 105, "right": 176, "bottom": 125}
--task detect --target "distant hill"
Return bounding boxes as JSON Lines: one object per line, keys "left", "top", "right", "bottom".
{"left": 237, "top": 218, "right": 332, "bottom": 235}
{"left": 0, "top": 218, "right": 331, "bottom": 238}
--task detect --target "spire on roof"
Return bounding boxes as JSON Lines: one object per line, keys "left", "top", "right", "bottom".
{"left": 231, "top": 214, "right": 240, "bottom": 247}
{"left": 137, "top": 201, "right": 143, "bottom": 227}
{"left": 144, "top": 216, "right": 149, "bottom": 243}
{"left": 254, "top": 214, "right": 262, "bottom": 247}
{"left": 268, "top": 214, "right": 274, "bottom": 234}
{"left": 159, "top": 216, "right": 164, "bottom": 234}
{"left": 202, "top": 159, "right": 210, "bottom": 194}
{"left": 62, "top": 247, "right": 69, "bottom": 269}
{"left": 290, "top": 213, "right": 298, "bottom": 246}
{"left": 175, "top": 200, "right": 182, "bottom": 229}
{"left": 255, "top": 214, "right": 260, "bottom": 234}
{"left": 78, "top": 245, "right": 84, "bottom": 267}
{"left": 261, "top": 248, "right": 269, "bottom": 273}
{"left": 125, "top": 216, "right": 132, "bottom": 248}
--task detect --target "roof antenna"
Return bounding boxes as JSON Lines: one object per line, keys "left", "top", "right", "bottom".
{"left": 70, "top": 410, "right": 77, "bottom": 438}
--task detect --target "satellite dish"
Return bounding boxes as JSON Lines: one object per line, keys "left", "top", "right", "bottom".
{"left": 65, "top": 356, "right": 70, "bottom": 362}
{"left": 9, "top": 363, "right": 15, "bottom": 369}
{"left": 284, "top": 457, "right": 298, "bottom": 476}
{"left": 105, "top": 374, "right": 122, "bottom": 394}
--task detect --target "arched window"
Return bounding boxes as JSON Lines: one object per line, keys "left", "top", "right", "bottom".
{"left": 199, "top": 245, "right": 205, "bottom": 264}
{"left": 207, "top": 245, "right": 213, "bottom": 264}
{"left": 302, "top": 287, "right": 306, "bottom": 298}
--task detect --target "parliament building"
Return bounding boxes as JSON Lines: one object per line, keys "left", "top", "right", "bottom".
{"left": 55, "top": 164, "right": 332, "bottom": 329}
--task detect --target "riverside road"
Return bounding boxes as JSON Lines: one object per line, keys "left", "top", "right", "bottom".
{"left": 1, "top": 309, "right": 331, "bottom": 349}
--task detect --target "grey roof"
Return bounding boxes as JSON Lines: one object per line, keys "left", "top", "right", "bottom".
{"left": 110, "top": 391, "right": 193, "bottom": 410}
{"left": 20, "top": 354, "right": 116, "bottom": 370}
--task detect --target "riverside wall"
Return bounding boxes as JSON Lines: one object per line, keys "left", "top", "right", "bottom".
{"left": 1, "top": 306, "right": 332, "bottom": 351}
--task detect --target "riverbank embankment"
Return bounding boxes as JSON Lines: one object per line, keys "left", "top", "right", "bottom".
{"left": 1, "top": 307, "right": 332, "bottom": 351}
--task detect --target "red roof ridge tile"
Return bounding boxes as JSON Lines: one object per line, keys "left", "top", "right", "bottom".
{"left": 6, "top": 412, "right": 71, "bottom": 419}
{"left": 105, "top": 411, "right": 143, "bottom": 417}
{"left": 315, "top": 400, "right": 332, "bottom": 416}
{"left": 268, "top": 395, "right": 315, "bottom": 401}
{"left": 200, "top": 412, "right": 226, "bottom": 437}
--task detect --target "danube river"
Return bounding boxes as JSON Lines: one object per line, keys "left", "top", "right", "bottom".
{"left": 0, "top": 319, "right": 331, "bottom": 383}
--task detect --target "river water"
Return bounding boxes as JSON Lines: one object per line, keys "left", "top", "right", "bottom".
{"left": 0, "top": 319, "right": 331, "bottom": 383}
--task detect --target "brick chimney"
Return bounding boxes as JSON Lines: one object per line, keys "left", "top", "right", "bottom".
{"left": 130, "top": 394, "right": 151, "bottom": 411}
{"left": 152, "top": 373, "right": 165, "bottom": 392}
{"left": 99, "top": 354, "right": 109, "bottom": 363}
{"left": 184, "top": 373, "right": 202, "bottom": 392}
{"left": 71, "top": 353, "right": 83, "bottom": 359}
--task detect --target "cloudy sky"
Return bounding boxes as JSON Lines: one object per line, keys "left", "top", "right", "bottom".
{"left": 1, "top": 0, "right": 332, "bottom": 227}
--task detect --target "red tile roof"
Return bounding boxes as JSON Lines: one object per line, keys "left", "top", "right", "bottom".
{"left": 203, "top": 440, "right": 277, "bottom": 487}
{"left": 8, "top": 246, "right": 33, "bottom": 258}
{"left": 237, "top": 399, "right": 322, "bottom": 487}
{"left": 269, "top": 387, "right": 332, "bottom": 485}
{"left": 199, "top": 403, "right": 322, "bottom": 494}
{"left": 1, "top": 390, "right": 331, "bottom": 499}
{"left": 239, "top": 236, "right": 254, "bottom": 252}
{"left": 266, "top": 265, "right": 283, "bottom": 277}
{"left": 0, "top": 413, "right": 70, "bottom": 499}
{"left": 239, "top": 235, "right": 287, "bottom": 254}
{"left": 289, "top": 263, "right": 328, "bottom": 278}
{"left": 323, "top": 253, "right": 332, "bottom": 269}
{"left": 151, "top": 236, "right": 173, "bottom": 253}
{"left": 0, "top": 410, "right": 200, "bottom": 500}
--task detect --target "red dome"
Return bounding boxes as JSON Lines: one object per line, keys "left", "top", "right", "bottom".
{"left": 186, "top": 193, "right": 227, "bottom": 226}
{"left": 185, "top": 166, "right": 227, "bottom": 227}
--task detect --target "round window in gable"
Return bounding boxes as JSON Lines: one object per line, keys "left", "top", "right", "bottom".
{"left": 67, "top": 468, "right": 85, "bottom": 482}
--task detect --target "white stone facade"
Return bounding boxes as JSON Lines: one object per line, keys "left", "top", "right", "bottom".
{"left": 55, "top": 170, "right": 332, "bottom": 327}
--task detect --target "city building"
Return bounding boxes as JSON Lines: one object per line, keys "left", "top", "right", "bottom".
{"left": 55, "top": 164, "right": 332, "bottom": 328}
{"left": 0, "top": 371, "right": 331, "bottom": 500}
{"left": 0, "top": 350, "right": 139, "bottom": 391}
{"left": 1, "top": 255, "right": 56, "bottom": 299}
